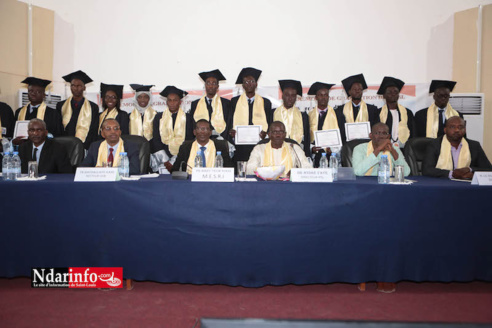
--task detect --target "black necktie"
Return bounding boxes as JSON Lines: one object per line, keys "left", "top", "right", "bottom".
{"left": 438, "top": 109, "right": 444, "bottom": 135}
{"left": 248, "top": 99, "right": 252, "bottom": 106}
{"left": 318, "top": 111, "right": 326, "bottom": 130}
{"left": 30, "top": 105, "right": 39, "bottom": 114}
{"left": 33, "top": 148, "right": 38, "bottom": 162}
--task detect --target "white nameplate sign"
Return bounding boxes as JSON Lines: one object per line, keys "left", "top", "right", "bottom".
{"left": 471, "top": 172, "right": 492, "bottom": 186}
{"left": 290, "top": 168, "right": 334, "bottom": 183}
{"left": 191, "top": 168, "right": 235, "bottom": 182}
{"left": 74, "top": 167, "right": 120, "bottom": 182}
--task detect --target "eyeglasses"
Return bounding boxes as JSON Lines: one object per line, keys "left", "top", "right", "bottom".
{"left": 195, "top": 127, "right": 211, "bottom": 132}
{"left": 373, "top": 131, "right": 390, "bottom": 136}
{"left": 102, "top": 126, "right": 120, "bottom": 131}
{"left": 104, "top": 95, "right": 118, "bottom": 100}
{"left": 243, "top": 80, "right": 256, "bottom": 85}
{"left": 270, "top": 130, "right": 286, "bottom": 135}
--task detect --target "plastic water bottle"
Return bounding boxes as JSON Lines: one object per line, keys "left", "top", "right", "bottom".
{"left": 11, "top": 151, "right": 21, "bottom": 180}
{"left": 119, "top": 152, "right": 130, "bottom": 177}
{"left": 194, "top": 151, "right": 203, "bottom": 168}
{"left": 1, "top": 138, "right": 10, "bottom": 154}
{"left": 215, "top": 151, "right": 223, "bottom": 168}
{"left": 319, "top": 153, "right": 328, "bottom": 168}
{"left": 378, "top": 155, "right": 390, "bottom": 184}
{"left": 329, "top": 153, "right": 338, "bottom": 181}
{"left": 2, "top": 151, "right": 11, "bottom": 181}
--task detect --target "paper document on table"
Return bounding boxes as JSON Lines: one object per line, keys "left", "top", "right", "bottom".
{"left": 314, "top": 129, "right": 342, "bottom": 148}
{"left": 345, "top": 122, "right": 370, "bottom": 141}
{"left": 235, "top": 125, "right": 261, "bottom": 145}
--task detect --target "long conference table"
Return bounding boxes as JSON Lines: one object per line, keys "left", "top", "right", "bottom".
{"left": 1, "top": 174, "right": 491, "bottom": 287}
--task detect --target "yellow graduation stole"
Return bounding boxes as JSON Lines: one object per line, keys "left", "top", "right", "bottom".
{"left": 308, "top": 106, "right": 338, "bottom": 141}
{"left": 365, "top": 141, "right": 392, "bottom": 176}
{"left": 379, "top": 104, "right": 410, "bottom": 144}
{"left": 129, "top": 106, "right": 156, "bottom": 140}
{"left": 95, "top": 139, "right": 125, "bottom": 167}
{"left": 263, "top": 141, "right": 293, "bottom": 177}
{"left": 186, "top": 140, "right": 217, "bottom": 174}
{"left": 426, "top": 103, "right": 459, "bottom": 138}
{"left": 342, "top": 101, "right": 369, "bottom": 123}
{"left": 159, "top": 108, "right": 187, "bottom": 156}
{"left": 233, "top": 93, "right": 268, "bottom": 132}
{"left": 273, "top": 105, "right": 304, "bottom": 144}
{"left": 61, "top": 97, "right": 92, "bottom": 143}
{"left": 18, "top": 102, "right": 47, "bottom": 121}
{"left": 99, "top": 108, "right": 119, "bottom": 131}
{"left": 193, "top": 94, "right": 226, "bottom": 134}
{"left": 436, "top": 137, "right": 471, "bottom": 171}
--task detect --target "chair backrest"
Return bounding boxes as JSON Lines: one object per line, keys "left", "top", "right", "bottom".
{"left": 121, "top": 135, "right": 150, "bottom": 174}
{"left": 341, "top": 139, "right": 370, "bottom": 167}
{"left": 53, "top": 136, "right": 85, "bottom": 168}
{"left": 403, "top": 137, "right": 434, "bottom": 176}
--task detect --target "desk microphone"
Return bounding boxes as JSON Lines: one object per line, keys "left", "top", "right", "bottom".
{"left": 171, "top": 161, "right": 189, "bottom": 180}
{"left": 290, "top": 143, "right": 301, "bottom": 168}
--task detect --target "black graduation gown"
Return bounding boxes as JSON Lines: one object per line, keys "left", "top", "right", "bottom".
{"left": 377, "top": 106, "right": 415, "bottom": 142}
{"left": 414, "top": 107, "right": 464, "bottom": 138}
{"left": 98, "top": 109, "right": 130, "bottom": 136}
{"left": 189, "top": 97, "right": 231, "bottom": 141}
{"left": 150, "top": 111, "right": 194, "bottom": 156}
{"left": 272, "top": 107, "right": 311, "bottom": 157}
{"left": 15, "top": 104, "right": 63, "bottom": 137}
{"left": 56, "top": 98, "right": 100, "bottom": 149}
{"left": 334, "top": 102, "right": 380, "bottom": 143}
{"left": 0, "top": 102, "right": 15, "bottom": 138}
{"left": 228, "top": 95, "right": 273, "bottom": 162}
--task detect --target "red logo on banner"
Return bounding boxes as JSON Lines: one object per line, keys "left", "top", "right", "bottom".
{"left": 68, "top": 267, "right": 123, "bottom": 288}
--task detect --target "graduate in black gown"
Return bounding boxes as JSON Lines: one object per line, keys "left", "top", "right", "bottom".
{"left": 414, "top": 80, "right": 463, "bottom": 139}
{"left": 272, "top": 80, "right": 311, "bottom": 157}
{"left": 335, "top": 74, "right": 379, "bottom": 142}
{"left": 56, "top": 70, "right": 99, "bottom": 149}
{"left": 306, "top": 82, "right": 343, "bottom": 167}
{"left": 128, "top": 84, "right": 157, "bottom": 141}
{"left": 228, "top": 67, "right": 272, "bottom": 163}
{"left": 14, "top": 77, "right": 63, "bottom": 141}
{"left": 376, "top": 76, "right": 415, "bottom": 148}
{"left": 98, "top": 83, "right": 130, "bottom": 135}
{"left": 189, "top": 69, "right": 231, "bottom": 141}
{"left": 150, "top": 86, "right": 193, "bottom": 173}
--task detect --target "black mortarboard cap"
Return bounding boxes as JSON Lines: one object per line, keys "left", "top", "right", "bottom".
{"left": 21, "top": 77, "right": 51, "bottom": 88}
{"left": 235, "top": 67, "right": 262, "bottom": 84}
{"left": 377, "top": 76, "right": 405, "bottom": 95}
{"left": 307, "top": 82, "right": 335, "bottom": 96}
{"left": 279, "top": 79, "right": 303, "bottom": 97}
{"left": 341, "top": 74, "right": 367, "bottom": 95}
{"left": 429, "top": 80, "right": 456, "bottom": 93}
{"left": 100, "top": 83, "right": 124, "bottom": 99}
{"left": 130, "top": 84, "right": 154, "bottom": 92}
{"left": 62, "top": 70, "right": 93, "bottom": 84}
{"left": 160, "top": 86, "right": 188, "bottom": 99}
{"left": 198, "top": 69, "right": 226, "bottom": 82}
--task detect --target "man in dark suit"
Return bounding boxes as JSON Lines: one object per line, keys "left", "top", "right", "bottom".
{"left": 80, "top": 118, "right": 140, "bottom": 175}
{"left": 56, "top": 70, "right": 100, "bottom": 149}
{"left": 189, "top": 69, "right": 231, "bottom": 140}
{"left": 19, "top": 118, "right": 72, "bottom": 174}
{"left": 423, "top": 116, "right": 491, "bottom": 179}
{"left": 172, "top": 119, "right": 233, "bottom": 173}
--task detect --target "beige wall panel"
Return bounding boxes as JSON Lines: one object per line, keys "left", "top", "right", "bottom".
{"left": 453, "top": 8, "right": 478, "bottom": 93}
{"left": 481, "top": 5, "right": 492, "bottom": 158}
{"left": 32, "top": 6, "right": 54, "bottom": 80}
{"left": 0, "top": 0, "right": 27, "bottom": 76}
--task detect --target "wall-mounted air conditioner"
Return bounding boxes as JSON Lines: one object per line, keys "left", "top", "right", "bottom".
{"left": 17, "top": 88, "right": 63, "bottom": 110}
{"left": 449, "top": 93, "right": 485, "bottom": 145}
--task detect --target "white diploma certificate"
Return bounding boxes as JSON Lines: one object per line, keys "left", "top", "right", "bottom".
{"left": 13, "top": 121, "right": 30, "bottom": 139}
{"left": 314, "top": 129, "right": 342, "bottom": 148}
{"left": 345, "top": 122, "right": 371, "bottom": 141}
{"left": 235, "top": 125, "right": 262, "bottom": 145}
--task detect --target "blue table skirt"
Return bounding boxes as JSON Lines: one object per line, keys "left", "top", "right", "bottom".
{"left": 1, "top": 175, "right": 491, "bottom": 287}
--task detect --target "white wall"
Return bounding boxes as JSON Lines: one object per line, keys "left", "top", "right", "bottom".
{"left": 20, "top": 0, "right": 492, "bottom": 96}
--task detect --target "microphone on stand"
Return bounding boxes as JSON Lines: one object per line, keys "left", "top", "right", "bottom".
{"left": 171, "top": 161, "right": 190, "bottom": 180}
